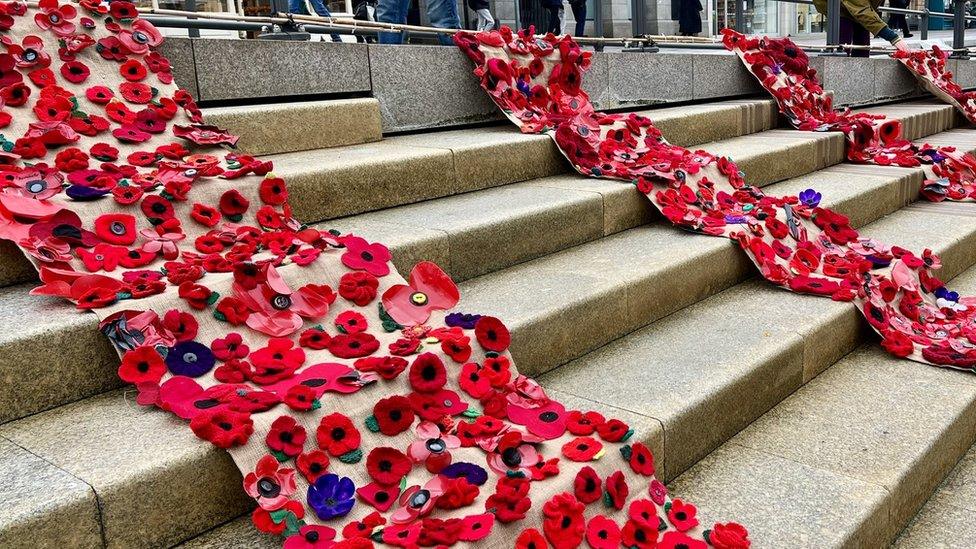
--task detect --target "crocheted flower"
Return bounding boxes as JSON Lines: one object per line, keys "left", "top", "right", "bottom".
{"left": 316, "top": 413, "right": 361, "bottom": 457}
{"left": 382, "top": 261, "right": 459, "bottom": 326}
{"left": 307, "top": 473, "right": 355, "bottom": 520}
{"left": 243, "top": 454, "right": 297, "bottom": 511}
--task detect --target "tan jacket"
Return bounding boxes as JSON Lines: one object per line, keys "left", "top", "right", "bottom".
{"left": 813, "top": 0, "right": 886, "bottom": 35}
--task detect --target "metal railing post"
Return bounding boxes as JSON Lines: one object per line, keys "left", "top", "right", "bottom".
{"left": 185, "top": 0, "right": 200, "bottom": 38}
{"left": 734, "top": 0, "right": 743, "bottom": 31}
{"left": 594, "top": 0, "right": 605, "bottom": 49}
{"left": 921, "top": 8, "right": 929, "bottom": 40}
{"left": 826, "top": 0, "right": 840, "bottom": 49}
{"left": 953, "top": 0, "right": 968, "bottom": 59}
{"left": 631, "top": 0, "right": 644, "bottom": 36}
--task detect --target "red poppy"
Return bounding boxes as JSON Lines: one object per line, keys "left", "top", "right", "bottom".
{"left": 341, "top": 235, "right": 391, "bottom": 277}
{"left": 189, "top": 408, "right": 254, "bottom": 448}
{"left": 508, "top": 399, "right": 566, "bottom": 440}
{"left": 355, "top": 356, "right": 407, "bottom": 380}
{"left": 365, "top": 446, "right": 411, "bottom": 485}
{"left": 667, "top": 499, "right": 699, "bottom": 532}
{"left": 629, "top": 442, "right": 656, "bottom": 476}
{"left": 283, "top": 525, "right": 336, "bottom": 549}
{"left": 250, "top": 338, "right": 306, "bottom": 385}
{"left": 628, "top": 499, "right": 660, "bottom": 529}
{"left": 189, "top": 203, "right": 221, "bottom": 227}
{"left": 316, "top": 412, "right": 361, "bottom": 456}
{"left": 335, "top": 310, "right": 368, "bottom": 334}
{"left": 488, "top": 490, "right": 532, "bottom": 523}
{"left": 586, "top": 516, "right": 621, "bottom": 549}
{"left": 86, "top": 85, "right": 114, "bottom": 104}
{"left": 178, "top": 282, "right": 212, "bottom": 310}
{"left": 339, "top": 271, "right": 379, "bottom": 306}
{"left": 621, "top": 520, "right": 658, "bottom": 549}
{"left": 259, "top": 176, "right": 288, "bottom": 205}
{"left": 219, "top": 188, "right": 250, "bottom": 217}
{"left": 515, "top": 528, "right": 548, "bottom": 549}
{"left": 141, "top": 194, "right": 175, "bottom": 222}
{"left": 381, "top": 261, "right": 459, "bottom": 325}
{"left": 162, "top": 309, "right": 198, "bottom": 342}
{"left": 29, "top": 68, "right": 54, "bottom": 88}
{"left": 596, "top": 418, "right": 630, "bottom": 442}
{"left": 373, "top": 395, "right": 415, "bottom": 436}
{"left": 605, "top": 470, "right": 628, "bottom": 510}
{"left": 542, "top": 492, "right": 585, "bottom": 549}
{"left": 474, "top": 316, "right": 511, "bottom": 352}
{"left": 436, "top": 477, "right": 479, "bottom": 509}
{"left": 296, "top": 449, "right": 330, "bottom": 483}
{"left": 216, "top": 296, "right": 251, "bottom": 325}
{"left": 659, "top": 531, "right": 707, "bottom": 549}
{"left": 459, "top": 362, "right": 492, "bottom": 398}
{"left": 328, "top": 332, "right": 380, "bottom": 359}
{"left": 419, "top": 517, "right": 462, "bottom": 546}
{"left": 119, "top": 58, "right": 147, "bottom": 81}
{"left": 342, "top": 511, "right": 386, "bottom": 539}
{"left": 708, "top": 522, "right": 751, "bottom": 549}
{"left": 458, "top": 513, "right": 493, "bottom": 542}
{"left": 118, "top": 345, "right": 166, "bottom": 384}
{"left": 382, "top": 523, "right": 421, "bottom": 548}
{"left": 213, "top": 359, "right": 253, "bottom": 384}
{"left": 252, "top": 500, "right": 304, "bottom": 535}
{"left": 388, "top": 337, "right": 421, "bottom": 356}
{"left": 299, "top": 328, "right": 332, "bottom": 350}
{"left": 441, "top": 335, "right": 472, "bottom": 363}
{"left": 266, "top": 415, "right": 307, "bottom": 458}
{"left": 408, "top": 352, "right": 447, "bottom": 393}
{"left": 120, "top": 82, "right": 153, "bottom": 104}
{"left": 357, "top": 481, "right": 400, "bottom": 512}
{"left": 284, "top": 385, "right": 317, "bottom": 411}
{"left": 573, "top": 466, "right": 602, "bottom": 504}
{"left": 567, "top": 410, "right": 605, "bottom": 436}
{"left": 562, "top": 436, "right": 603, "bottom": 461}
{"left": 881, "top": 330, "right": 914, "bottom": 358}
{"left": 92, "top": 213, "right": 136, "bottom": 245}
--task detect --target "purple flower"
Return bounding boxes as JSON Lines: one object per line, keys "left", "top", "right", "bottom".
{"left": 445, "top": 312, "right": 482, "bottom": 330}
{"left": 441, "top": 461, "right": 488, "bottom": 486}
{"left": 798, "top": 188, "right": 822, "bottom": 208}
{"left": 307, "top": 474, "right": 355, "bottom": 520}
{"left": 165, "top": 341, "right": 215, "bottom": 377}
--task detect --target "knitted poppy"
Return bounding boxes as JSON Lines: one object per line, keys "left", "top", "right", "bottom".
{"left": 119, "top": 58, "right": 147, "bottom": 81}
{"left": 585, "top": 516, "right": 621, "bottom": 549}
{"left": 218, "top": 188, "right": 250, "bottom": 217}
{"left": 283, "top": 525, "right": 336, "bottom": 549}
{"left": 190, "top": 203, "right": 221, "bottom": 227}
{"left": 659, "top": 531, "right": 707, "bottom": 549}
{"left": 458, "top": 513, "right": 493, "bottom": 542}
{"left": 190, "top": 408, "right": 253, "bottom": 448}
{"left": 141, "top": 194, "right": 175, "bottom": 222}
{"left": 250, "top": 338, "right": 306, "bottom": 385}
{"left": 283, "top": 385, "right": 316, "bottom": 411}
{"left": 316, "top": 412, "right": 361, "bottom": 456}
{"left": 648, "top": 479, "right": 668, "bottom": 505}
{"left": 474, "top": 316, "right": 510, "bottom": 352}
{"left": 356, "top": 481, "right": 399, "bottom": 512}
{"left": 567, "top": 410, "right": 605, "bottom": 436}
{"left": 435, "top": 476, "right": 479, "bottom": 510}
{"left": 162, "top": 309, "right": 198, "bottom": 342}
{"left": 486, "top": 492, "right": 531, "bottom": 524}
{"left": 342, "top": 511, "right": 386, "bottom": 539}
{"left": 298, "top": 328, "right": 331, "bottom": 350}
{"left": 628, "top": 499, "right": 660, "bottom": 529}
{"left": 118, "top": 345, "right": 166, "bottom": 384}
{"left": 515, "top": 528, "right": 548, "bottom": 549}
{"left": 328, "top": 332, "right": 380, "bottom": 359}
{"left": 216, "top": 296, "right": 250, "bottom": 325}
{"left": 338, "top": 271, "right": 379, "bottom": 306}
{"left": 708, "top": 522, "right": 752, "bottom": 549}
{"left": 165, "top": 340, "right": 215, "bottom": 377}
{"left": 388, "top": 337, "right": 421, "bottom": 356}
{"left": 667, "top": 499, "right": 699, "bottom": 532}
{"left": 60, "top": 60, "right": 89, "bottom": 83}
{"left": 441, "top": 335, "right": 471, "bottom": 363}
{"left": 365, "top": 446, "right": 411, "bottom": 485}
{"left": 459, "top": 362, "right": 492, "bottom": 398}
{"left": 373, "top": 395, "right": 415, "bottom": 436}
{"left": 296, "top": 449, "right": 330, "bottom": 484}
{"left": 252, "top": 500, "right": 304, "bottom": 535}
{"left": 629, "top": 442, "right": 655, "bottom": 476}
{"left": 335, "top": 310, "right": 368, "bottom": 334}
{"left": 542, "top": 492, "right": 585, "bottom": 549}
{"left": 605, "top": 470, "right": 628, "bottom": 510}
{"left": 178, "top": 282, "right": 212, "bottom": 311}
{"left": 259, "top": 176, "right": 288, "bottom": 205}
{"left": 266, "top": 415, "right": 307, "bottom": 458}
{"left": 596, "top": 418, "right": 630, "bottom": 442}
{"left": 355, "top": 356, "right": 408, "bottom": 380}
{"left": 419, "top": 517, "right": 462, "bottom": 546}
{"left": 573, "top": 465, "right": 602, "bottom": 504}
{"left": 562, "top": 436, "right": 602, "bottom": 461}
{"left": 408, "top": 352, "right": 447, "bottom": 393}
{"left": 213, "top": 359, "right": 253, "bottom": 384}
{"left": 621, "top": 519, "right": 658, "bottom": 549}
{"left": 341, "top": 235, "right": 391, "bottom": 277}
{"left": 120, "top": 82, "right": 152, "bottom": 104}
{"left": 86, "top": 85, "right": 114, "bottom": 104}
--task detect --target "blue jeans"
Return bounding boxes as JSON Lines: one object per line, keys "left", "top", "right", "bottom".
{"left": 376, "top": 0, "right": 458, "bottom": 45}
{"left": 288, "top": 0, "right": 343, "bottom": 41}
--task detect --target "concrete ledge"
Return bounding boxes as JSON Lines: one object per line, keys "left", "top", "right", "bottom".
{"left": 156, "top": 37, "right": 197, "bottom": 100}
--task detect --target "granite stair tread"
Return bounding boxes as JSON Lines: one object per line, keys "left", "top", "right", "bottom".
{"left": 894, "top": 441, "right": 976, "bottom": 548}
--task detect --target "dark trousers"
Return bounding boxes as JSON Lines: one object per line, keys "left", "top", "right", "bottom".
{"left": 888, "top": 13, "right": 911, "bottom": 36}
{"left": 570, "top": 1, "right": 585, "bottom": 36}
{"left": 839, "top": 16, "right": 871, "bottom": 58}
{"left": 545, "top": 5, "right": 561, "bottom": 33}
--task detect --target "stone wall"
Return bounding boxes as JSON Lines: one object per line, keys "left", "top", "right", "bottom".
{"left": 160, "top": 36, "right": 976, "bottom": 134}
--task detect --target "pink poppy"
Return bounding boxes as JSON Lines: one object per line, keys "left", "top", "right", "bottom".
{"left": 507, "top": 399, "right": 567, "bottom": 440}
{"left": 382, "top": 261, "right": 459, "bottom": 326}
{"left": 34, "top": 0, "right": 77, "bottom": 37}
{"left": 406, "top": 421, "right": 460, "bottom": 472}
{"left": 487, "top": 431, "right": 541, "bottom": 477}
{"left": 4, "top": 35, "right": 51, "bottom": 68}
{"left": 29, "top": 210, "right": 98, "bottom": 247}
{"left": 19, "top": 235, "right": 71, "bottom": 263}
{"left": 243, "top": 454, "right": 298, "bottom": 511}
{"left": 232, "top": 263, "right": 333, "bottom": 337}
{"left": 117, "top": 19, "right": 163, "bottom": 55}
{"left": 341, "top": 235, "right": 391, "bottom": 276}
{"left": 173, "top": 124, "right": 240, "bottom": 147}
{"left": 139, "top": 225, "right": 185, "bottom": 260}
{"left": 1, "top": 166, "right": 63, "bottom": 200}
{"left": 390, "top": 475, "right": 445, "bottom": 524}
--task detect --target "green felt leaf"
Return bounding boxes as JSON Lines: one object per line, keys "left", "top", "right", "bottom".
{"left": 620, "top": 429, "right": 635, "bottom": 443}
{"left": 213, "top": 310, "right": 227, "bottom": 322}
{"left": 619, "top": 445, "right": 633, "bottom": 461}
{"left": 339, "top": 449, "right": 363, "bottom": 464}
{"left": 364, "top": 415, "right": 380, "bottom": 433}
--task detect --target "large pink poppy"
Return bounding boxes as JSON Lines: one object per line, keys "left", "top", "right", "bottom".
{"left": 382, "top": 261, "right": 459, "bottom": 326}
{"left": 233, "top": 264, "right": 333, "bottom": 337}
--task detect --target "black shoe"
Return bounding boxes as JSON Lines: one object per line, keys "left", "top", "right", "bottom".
{"left": 905, "top": 33, "right": 914, "bottom": 38}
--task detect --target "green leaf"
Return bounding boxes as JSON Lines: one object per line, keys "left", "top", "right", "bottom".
{"left": 619, "top": 444, "right": 633, "bottom": 461}
{"left": 268, "top": 509, "right": 290, "bottom": 525}
{"left": 116, "top": 291, "right": 132, "bottom": 300}
{"left": 310, "top": 399, "right": 321, "bottom": 411}
{"left": 703, "top": 529, "right": 712, "bottom": 544}
{"left": 364, "top": 415, "right": 380, "bottom": 433}
{"left": 283, "top": 513, "right": 302, "bottom": 537}
{"left": 228, "top": 213, "right": 243, "bottom": 223}
{"left": 378, "top": 303, "right": 403, "bottom": 333}
{"left": 620, "top": 429, "right": 635, "bottom": 443}
{"left": 206, "top": 291, "right": 220, "bottom": 307}
{"left": 271, "top": 450, "right": 290, "bottom": 462}
{"left": 505, "top": 470, "right": 526, "bottom": 479}
{"left": 602, "top": 491, "right": 613, "bottom": 507}
{"left": 339, "top": 449, "right": 363, "bottom": 464}
{"left": 399, "top": 476, "right": 408, "bottom": 492}
{"left": 213, "top": 310, "right": 227, "bottom": 322}
{"left": 461, "top": 407, "right": 482, "bottom": 419}
{"left": 336, "top": 323, "right": 348, "bottom": 335}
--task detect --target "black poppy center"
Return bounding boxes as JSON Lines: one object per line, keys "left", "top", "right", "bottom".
{"left": 502, "top": 447, "right": 522, "bottom": 467}
{"left": 539, "top": 411, "right": 559, "bottom": 423}
{"left": 257, "top": 478, "right": 281, "bottom": 498}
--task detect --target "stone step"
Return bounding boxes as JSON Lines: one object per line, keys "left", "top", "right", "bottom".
{"left": 665, "top": 250, "right": 976, "bottom": 547}
{"left": 201, "top": 97, "right": 384, "bottom": 156}
{"left": 0, "top": 97, "right": 780, "bottom": 290}
{"left": 0, "top": 166, "right": 932, "bottom": 546}
{"left": 894, "top": 440, "right": 976, "bottom": 548}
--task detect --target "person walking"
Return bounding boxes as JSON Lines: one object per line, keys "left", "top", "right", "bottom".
{"left": 568, "top": 0, "right": 586, "bottom": 36}
{"left": 812, "top": 0, "right": 910, "bottom": 56}
{"left": 887, "top": 0, "right": 913, "bottom": 38}
{"left": 541, "top": 0, "right": 564, "bottom": 34}
{"left": 288, "top": 0, "right": 343, "bottom": 41}
{"left": 677, "top": 0, "right": 703, "bottom": 36}
{"left": 376, "top": 0, "right": 461, "bottom": 45}
{"left": 467, "top": 0, "right": 495, "bottom": 31}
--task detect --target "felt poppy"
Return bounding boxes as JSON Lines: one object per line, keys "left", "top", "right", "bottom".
{"left": 628, "top": 499, "right": 660, "bottom": 529}
{"left": 283, "top": 384, "right": 316, "bottom": 411}
{"left": 307, "top": 473, "right": 356, "bottom": 520}
{"left": 249, "top": 338, "right": 306, "bottom": 385}
{"left": 190, "top": 203, "right": 221, "bottom": 227}
{"left": 316, "top": 413, "right": 361, "bottom": 457}
{"left": 342, "top": 511, "right": 386, "bottom": 539}
{"left": 283, "top": 525, "right": 336, "bottom": 549}
{"left": 382, "top": 261, "right": 459, "bottom": 326}
{"left": 298, "top": 328, "right": 331, "bottom": 350}
{"left": 243, "top": 454, "right": 298, "bottom": 511}
{"left": 458, "top": 513, "right": 493, "bottom": 542}
{"left": 118, "top": 345, "right": 166, "bottom": 384}
{"left": 373, "top": 395, "right": 415, "bottom": 436}
{"left": 233, "top": 264, "right": 333, "bottom": 337}
{"left": 357, "top": 481, "right": 400, "bottom": 512}
{"left": 474, "top": 316, "right": 511, "bottom": 352}
{"left": 162, "top": 309, "right": 199, "bottom": 342}
{"left": 165, "top": 340, "right": 215, "bottom": 377}
{"left": 59, "top": 60, "right": 89, "bottom": 83}
{"left": 86, "top": 85, "right": 114, "bottom": 104}
{"left": 341, "top": 235, "right": 391, "bottom": 277}
{"left": 219, "top": 188, "right": 250, "bottom": 217}
{"left": 252, "top": 500, "right": 304, "bottom": 535}
{"left": 567, "top": 410, "right": 606, "bottom": 436}
{"left": 296, "top": 449, "right": 330, "bottom": 484}
{"left": 355, "top": 356, "right": 408, "bottom": 380}
{"left": 508, "top": 399, "right": 567, "bottom": 440}
{"left": 381, "top": 523, "right": 422, "bottom": 548}
{"left": 628, "top": 442, "right": 656, "bottom": 476}
{"left": 365, "top": 446, "right": 411, "bottom": 485}
{"left": 266, "top": 415, "right": 307, "bottom": 458}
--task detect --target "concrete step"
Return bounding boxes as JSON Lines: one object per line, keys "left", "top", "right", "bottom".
{"left": 894, "top": 440, "right": 976, "bottom": 548}
{"left": 668, "top": 271, "right": 976, "bottom": 547}
{"left": 0, "top": 97, "right": 781, "bottom": 290}
{"left": 202, "top": 97, "right": 383, "bottom": 156}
